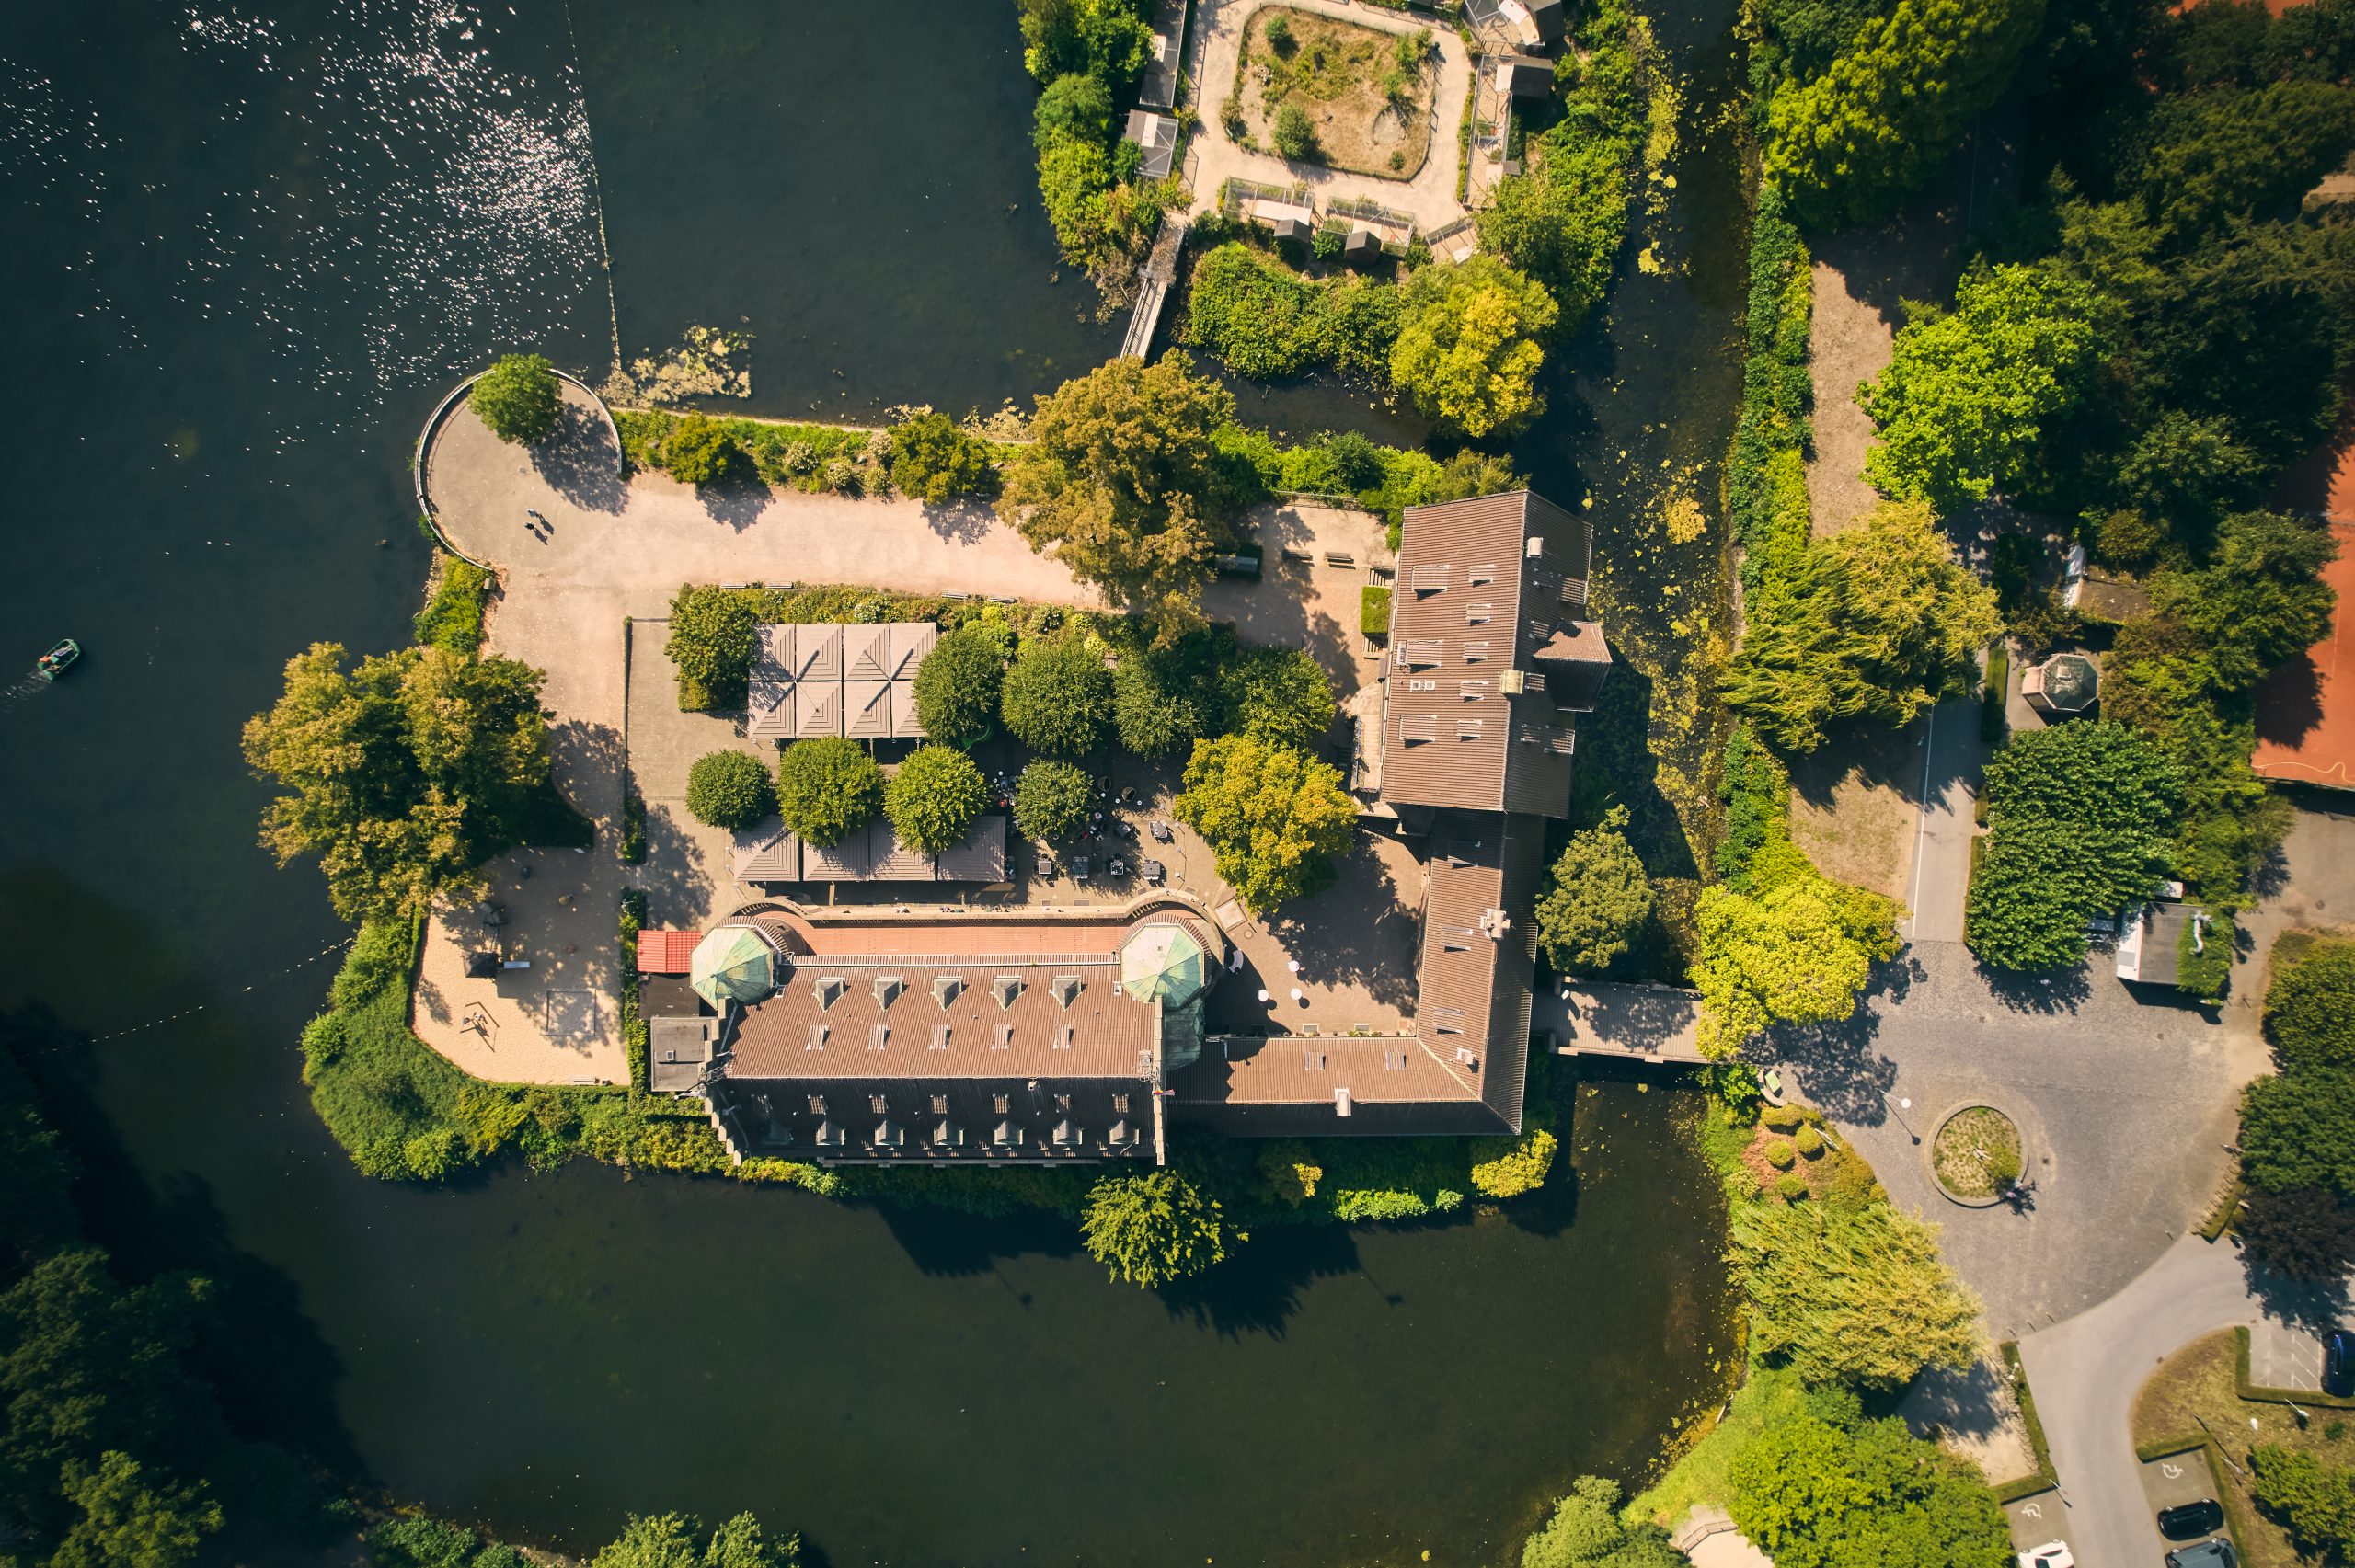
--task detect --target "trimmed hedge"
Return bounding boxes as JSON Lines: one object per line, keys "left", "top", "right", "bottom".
{"left": 1993, "top": 1340, "right": 2062, "bottom": 1504}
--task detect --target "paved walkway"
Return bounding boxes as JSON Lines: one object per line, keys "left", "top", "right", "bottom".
{"left": 1183, "top": 0, "right": 1475, "bottom": 234}
{"left": 1903, "top": 697, "right": 1984, "bottom": 944}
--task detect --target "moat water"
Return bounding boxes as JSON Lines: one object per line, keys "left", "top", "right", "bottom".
{"left": 0, "top": 1, "right": 1747, "bottom": 1562}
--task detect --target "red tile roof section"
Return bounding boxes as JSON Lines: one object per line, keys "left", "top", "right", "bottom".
{"left": 2254, "top": 521, "right": 2355, "bottom": 790}
{"left": 638, "top": 929, "right": 701, "bottom": 975}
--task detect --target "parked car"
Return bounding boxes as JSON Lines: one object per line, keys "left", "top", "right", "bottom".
{"left": 2016, "top": 1543, "right": 2074, "bottom": 1568}
{"left": 2325, "top": 1329, "right": 2355, "bottom": 1396}
{"left": 2158, "top": 1500, "right": 2224, "bottom": 1539}
{"left": 2166, "top": 1539, "right": 2237, "bottom": 1568}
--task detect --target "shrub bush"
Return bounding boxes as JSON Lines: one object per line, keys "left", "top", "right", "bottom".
{"left": 663, "top": 586, "right": 758, "bottom": 710}
{"left": 889, "top": 410, "right": 997, "bottom": 503}
{"left": 1274, "top": 101, "right": 1316, "bottom": 159}
{"left": 884, "top": 744, "right": 987, "bottom": 853}
{"left": 1761, "top": 1104, "right": 1805, "bottom": 1130}
{"left": 774, "top": 737, "right": 883, "bottom": 847}
{"left": 661, "top": 415, "right": 751, "bottom": 486}
{"left": 2266, "top": 939, "right": 2355, "bottom": 1072}
{"left": 1013, "top": 759, "right": 1094, "bottom": 841}
{"left": 1775, "top": 1172, "right": 1811, "bottom": 1202}
{"left": 1080, "top": 1171, "right": 1231, "bottom": 1288}
{"left": 912, "top": 625, "right": 1006, "bottom": 744}
{"left": 414, "top": 557, "right": 492, "bottom": 656}
{"left": 1002, "top": 638, "right": 1114, "bottom": 755}
{"left": 1764, "top": 1139, "right": 1798, "bottom": 1169}
{"left": 1469, "top": 1129, "right": 1557, "bottom": 1197}
{"left": 469, "top": 353, "right": 559, "bottom": 445}
{"left": 1794, "top": 1125, "right": 1823, "bottom": 1157}
{"left": 1220, "top": 646, "right": 1336, "bottom": 750}
{"left": 684, "top": 750, "right": 775, "bottom": 830}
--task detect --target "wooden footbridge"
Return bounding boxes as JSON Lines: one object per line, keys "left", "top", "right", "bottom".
{"left": 1118, "top": 213, "right": 1191, "bottom": 361}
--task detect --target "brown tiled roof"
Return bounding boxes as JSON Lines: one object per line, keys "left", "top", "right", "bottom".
{"left": 637, "top": 929, "right": 702, "bottom": 975}
{"left": 748, "top": 623, "right": 941, "bottom": 740}
{"left": 1381, "top": 491, "right": 1597, "bottom": 818}
{"left": 729, "top": 819, "right": 803, "bottom": 883}
{"left": 726, "top": 951, "right": 1154, "bottom": 1082}
{"left": 935, "top": 815, "right": 1009, "bottom": 881}
{"left": 731, "top": 1077, "right": 1152, "bottom": 1162}
{"left": 2255, "top": 521, "right": 2355, "bottom": 790}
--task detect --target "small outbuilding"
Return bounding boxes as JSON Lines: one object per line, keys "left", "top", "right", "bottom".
{"left": 1269, "top": 214, "right": 1312, "bottom": 247}
{"left": 1523, "top": 0, "right": 1566, "bottom": 45}
{"left": 1341, "top": 226, "right": 1382, "bottom": 262}
{"left": 1123, "top": 109, "right": 1178, "bottom": 180}
{"left": 1498, "top": 55, "right": 1554, "bottom": 97}
{"left": 2021, "top": 652, "right": 2099, "bottom": 719}
{"left": 2117, "top": 897, "right": 2204, "bottom": 988}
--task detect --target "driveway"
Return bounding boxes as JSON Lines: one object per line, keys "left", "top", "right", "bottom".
{"left": 1769, "top": 940, "right": 2254, "bottom": 1341}
{"left": 1182, "top": 0, "right": 1475, "bottom": 234}
{"left": 1903, "top": 697, "right": 1984, "bottom": 944}
{"left": 2017, "top": 1235, "right": 2337, "bottom": 1568}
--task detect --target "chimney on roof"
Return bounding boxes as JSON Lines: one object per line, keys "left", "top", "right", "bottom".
{"left": 1478, "top": 908, "right": 1511, "bottom": 941}
{"left": 1525, "top": 536, "right": 1545, "bottom": 559}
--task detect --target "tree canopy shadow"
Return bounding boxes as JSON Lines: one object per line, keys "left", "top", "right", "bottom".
{"left": 1154, "top": 1219, "right": 1372, "bottom": 1338}
{"left": 1977, "top": 957, "right": 2093, "bottom": 1015}
{"left": 529, "top": 399, "right": 626, "bottom": 514}
{"left": 869, "top": 1197, "right": 1086, "bottom": 1282}
{"left": 919, "top": 497, "right": 996, "bottom": 545}
{"left": 697, "top": 477, "right": 771, "bottom": 531}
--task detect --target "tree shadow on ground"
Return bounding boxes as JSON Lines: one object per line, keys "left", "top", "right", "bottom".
{"left": 697, "top": 477, "right": 770, "bottom": 532}
{"left": 2244, "top": 1254, "right": 2349, "bottom": 1334}
{"left": 631, "top": 799, "right": 722, "bottom": 930}
{"left": 529, "top": 399, "right": 626, "bottom": 514}
{"left": 1978, "top": 957, "right": 2093, "bottom": 1015}
{"left": 1569, "top": 663, "right": 1703, "bottom": 883}
{"left": 1763, "top": 954, "right": 1922, "bottom": 1125}
{"left": 1787, "top": 714, "right": 1925, "bottom": 813}
{"left": 919, "top": 498, "right": 996, "bottom": 545}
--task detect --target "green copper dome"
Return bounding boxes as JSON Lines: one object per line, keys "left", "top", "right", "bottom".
{"left": 691, "top": 923, "right": 779, "bottom": 1007}
{"left": 1120, "top": 922, "right": 1209, "bottom": 1008}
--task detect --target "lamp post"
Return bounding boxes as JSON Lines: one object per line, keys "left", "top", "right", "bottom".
{"left": 1884, "top": 1092, "right": 1920, "bottom": 1144}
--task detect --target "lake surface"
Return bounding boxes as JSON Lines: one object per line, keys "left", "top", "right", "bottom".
{"left": 0, "top": 0, "right": 1745, "bottom": 1562}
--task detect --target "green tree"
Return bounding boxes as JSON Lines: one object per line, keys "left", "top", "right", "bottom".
{"left": 52, "top": 1452, "right": 221, "bottom": 1568}
{"left": 1535, "top": 807, "right": 1655, "bottom": 976}
{"left": 1859, "top": 262, "right": 2108, "bottom": 509}
{"left": 1219, "top": 647, "right": 1336, "bottom": 750}
{"left": 1729, "top": 1393, "right": 2014, "bottom": 1568}
{"left": 1692, "top": 859, "right": 1899, "bottom": 1056}
{"left": 1013, "top": 759, "right": 1094, "bottom": 841}
{"left": 2238, "top": 1185, "right": 2355, "bottom": 1285}
{"left": 911, "top": 626, "right": 1006, "bottom": 745}
{"left": 1079, "top": 1171, "right": 1233, "bottom": 1288}
{"left": 1389, "top": 256, "right": 1559, "bottom": 439}
{"left": 684, "top": 750, "right": 775, "bottom": 830}
{"left": 1762, "top": 0, "right": 2045, "bottom": 229}
{"left": 2265, "top": 939, "right": 2355, "bottom": 1074}
{"left": 661, "top": 416, "right": 750, "bottom": 486}
{"left": 1275, "top": 101, "right": 1319, "bottom": 160}
{"left": 884, "top": 745, "right": 987, "bottom": 853}
{"left": 1032, "top": 72, "right": 1112, "bottom": 147}
{"left": 0, "top": 1059, "right": 76, "bottom": 1270}
{"left": 468, "top": 353, "right": 560, "bottom": 445}
{"left": 1729, "top": 1200, "right": 1983, "bottom": 1388}
{"left": 2154, "top": 510, "right": 2340, "bottom": 688}
{"left": 1111, "top": 650, "right": 1213, "bottom": 757}
{"left": 242, "top": 643, "right": 557, "bottom": 921}
{"left": 2251, "top": 1445, "right": 2355, "bottom": 1555}
{"left": 773, "top": 737, "right": 883, "bottom": 848}
{"left": 888, "top": 411, "right": 997, "bottom": 504}
{"left": 1476, "top": 138, "right": 1628, "bottom": 334}
{"left": 1173, "top": 734, "right": 1356, "bottom": 914}
{"left": 663, "top": 587, "right": 758, "bottom": 708}
{"left": 2129, "top": 81, "right": 2355, "bottom": 243}
{"left": 1001, "top": 638, "right": 1115, "bottom": 756}
{"left": 1017, "top": 0, "right": 1154, "bottom": 84}
{"left": 2240, "top": 1065, "right": 2355, "bottom": 1200}
{"left": 1521, "top": 1475, "right": 1682, "bottom": 1568}
{"left": 1417, "top": 447, "right": 1526, "bottom": 506}
{"left": 1965, "top": 722, "right": 2183, "bottom": 970}
{"left": 997, "top": 354, "right": 1238, "bottom": 632}
{"left": 592, "top": 1513, "right": 798, "bottom": 1568}
{"left": 1722, "top": 499, "right": 2001, "bottom": 750}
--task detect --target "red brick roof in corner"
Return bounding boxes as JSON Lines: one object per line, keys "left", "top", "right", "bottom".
{"left": 2254, "top": 521, "right": 2355, "bottom": 791}
{"left": 638, "top": 929, "right": 701, "bottom": 975}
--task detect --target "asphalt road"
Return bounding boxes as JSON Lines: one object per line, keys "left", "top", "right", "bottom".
{"left": 1905, "top": 697, "right": 1985, "bottom": 944}
{"left": 2017, "top": 1236, "right": 2338, "bottom": 1568}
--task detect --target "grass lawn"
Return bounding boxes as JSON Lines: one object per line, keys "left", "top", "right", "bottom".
{"left": 1626, "top": 1360, "right": 1807, "bottom": 1528}
{"left": 2133, "top": 1328, "right": 2355, "bottom": 1568}
{"left": 1932, "top": 1106, "right": 2021, "bottom": 1200}
{"left": 1230, "top": 6, "right": 1435, "bottom": 179}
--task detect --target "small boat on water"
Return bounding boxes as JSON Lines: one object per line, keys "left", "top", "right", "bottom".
{"left": 34, "top": 639, "right": 79, "bottom": 681}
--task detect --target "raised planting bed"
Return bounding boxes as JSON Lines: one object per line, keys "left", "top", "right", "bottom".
{"left": 1932, "top": 1104, "right": 2023, "bottom": 1204}
{"left": 1230, "top": 6, "right": 1437, "bottom": 180}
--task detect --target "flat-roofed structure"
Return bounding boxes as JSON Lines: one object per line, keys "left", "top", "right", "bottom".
{"left": 748, "top": 622, "right": 935, "bottom": 742}
{"left": 1380, "top": 489, "right": 1607, "bottom": 819}
{"left": 1123, "top": 109, "right": 1179, "bottom": 181}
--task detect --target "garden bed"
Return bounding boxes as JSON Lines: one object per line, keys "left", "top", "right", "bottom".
{"left": 1229, "top": 7, "right": 1435, "bottom": 179}
{"left": 1931, "top": 1105, "right": 2021, "bottom": 1203}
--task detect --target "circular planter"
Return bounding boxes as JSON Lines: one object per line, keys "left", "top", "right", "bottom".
{"left": 1929, "top": 1104, "right": 2025, "bottom": 1208}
